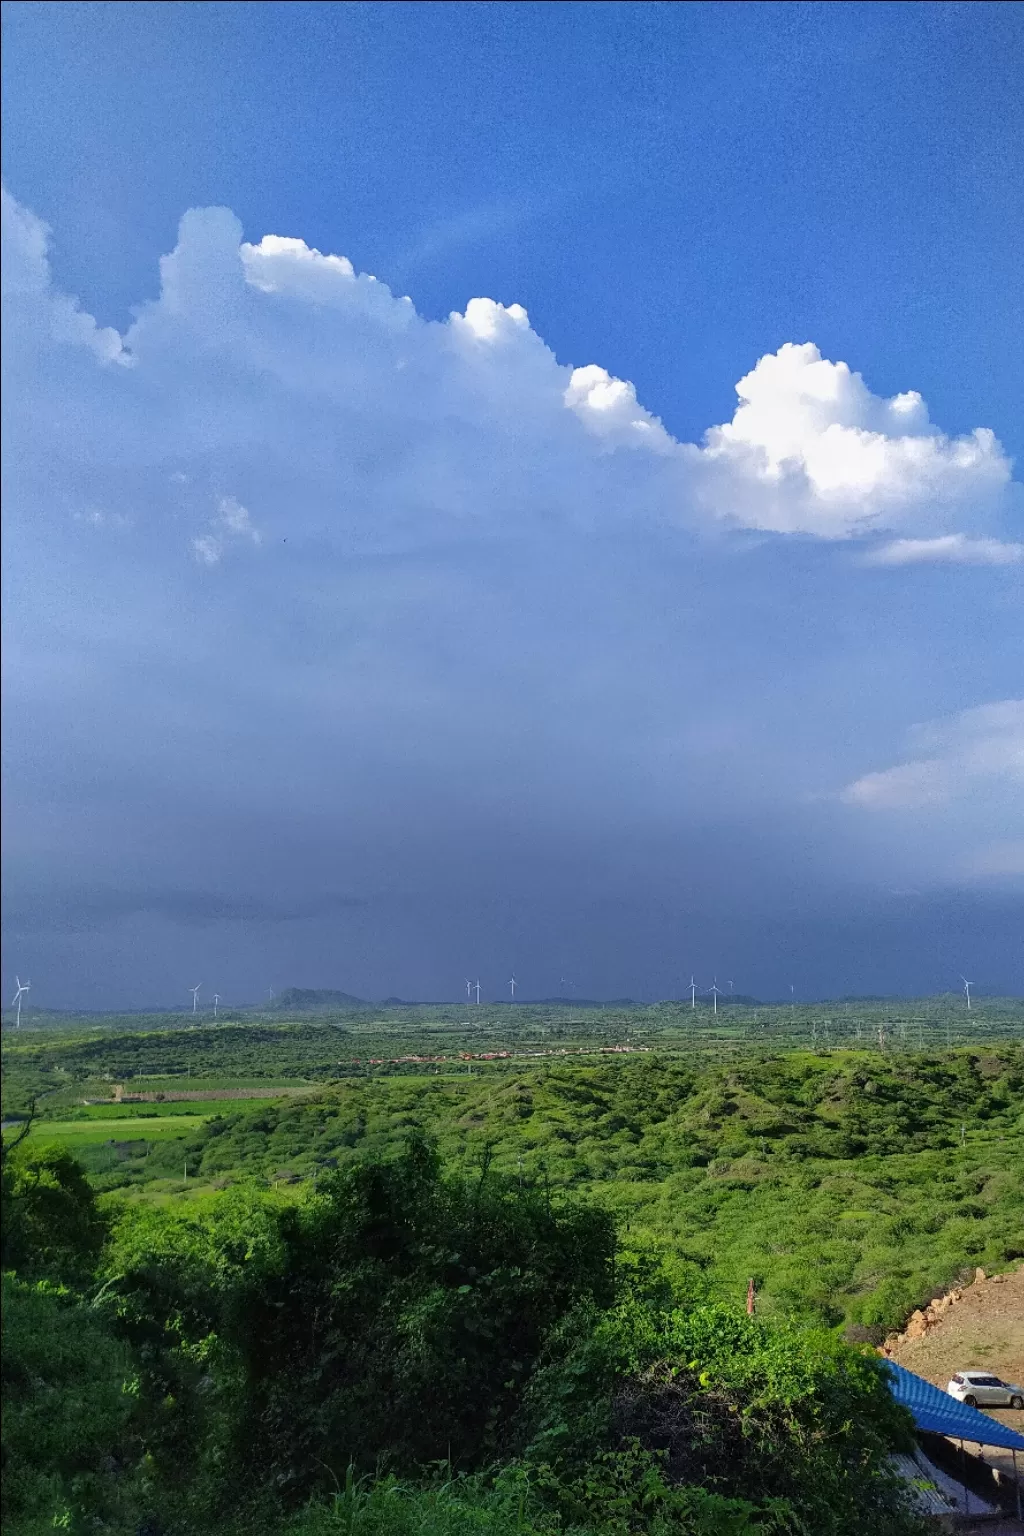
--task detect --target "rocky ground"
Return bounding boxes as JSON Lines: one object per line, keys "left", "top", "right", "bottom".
{"left": 883, "top": 1264, "right": 1023, "bottom": 1416}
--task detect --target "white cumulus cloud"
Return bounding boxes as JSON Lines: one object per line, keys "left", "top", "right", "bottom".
{"left": 0, "top": 187, "right": 1018, "bottom": 559}
{"left": 696, "top": 343, "right": 1011, "bottom": 536}
{"left": 1, "top": 185, "right": 129, "bottom": 364}
{"left": 840, "top": 700, "right": 1024, "bottom": 810}
{"left": 863, "top": 534, "right": 1024, "bottom": 566}
{"left": 564, "top": 364, "right": 676, "bottom": 453}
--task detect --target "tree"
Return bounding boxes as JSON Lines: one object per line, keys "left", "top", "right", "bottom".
{"left": 104, "top": 1135, "right": 617, "bottom": 1514}
{"left": 1, "top": 1140, "right": 107, "bottom": 1283}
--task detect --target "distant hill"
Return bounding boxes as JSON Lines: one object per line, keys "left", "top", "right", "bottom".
{"left": 270, "top": 987, "right": 366, "bottom": 1012}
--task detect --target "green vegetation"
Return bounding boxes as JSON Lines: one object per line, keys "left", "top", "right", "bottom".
{"left": 2, "top": 1131, "right": 927, "bottom": 1535}
{"left": 5, "top": 994, "right": 1021, "bottom": 1105}
{"left": 11, "top": 1042, "right": 1020, "bottom": 1334}
{"left": 1, "top": 1274, "right": 144, "bottom": 1535}
{"left": 2, "top": 1002, "right": 1021, "bottom": 1533}
{"left": 1, "top": 1142, "right": 108, "bottom": 1282}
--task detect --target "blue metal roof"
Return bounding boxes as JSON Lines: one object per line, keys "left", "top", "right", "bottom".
{"left": 884, "top": 1362, "right": 1024, "bottom": 1451}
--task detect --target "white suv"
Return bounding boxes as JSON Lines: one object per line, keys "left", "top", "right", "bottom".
{"left": 947, "top": 1371, "right": 1024, "bottom": 1409}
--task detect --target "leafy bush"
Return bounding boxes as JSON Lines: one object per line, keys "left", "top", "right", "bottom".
{"left": 1, "top": 1142, "right": 108, "bottom": 1282}
{"left": 519, "top": 1302, "right": 925, "bottom": 1535}
{"left": 288, "top": 1470, "right": 557, "bottom": 1536}
{"left": 286, "top": 1465, "right": 765, "bottom": 1536}
{"left": 0, "top": 1274, "right": 143, "bottom": 1535}
{"left": 102, "top": 1136, "right": 616, "bottom": 1517}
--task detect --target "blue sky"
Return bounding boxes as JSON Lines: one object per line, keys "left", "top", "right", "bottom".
{"left": 2, "top": 1, "right": 1022, "bottom": 1006}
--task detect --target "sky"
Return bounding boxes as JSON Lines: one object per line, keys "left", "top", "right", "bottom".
{"left": 2, "top": 0, "right": 1022, "bottom": 1009}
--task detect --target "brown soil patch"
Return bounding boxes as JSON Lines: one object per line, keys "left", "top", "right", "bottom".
{"left": 887, "top": 1265, "right": 1024, "bottom": 1391}
{"left": 98, "top": 1086, "right": 315, "bottom": 1104}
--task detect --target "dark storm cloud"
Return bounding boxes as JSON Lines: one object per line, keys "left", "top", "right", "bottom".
{"left": 2, "top": 888, "right": 367, "bottom": 934}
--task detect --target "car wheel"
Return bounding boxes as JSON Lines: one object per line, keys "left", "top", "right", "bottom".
{"left": 1010, "top": 1395, "right": 1023, "bottom": 1410}
{"left": 963, "top": 1394, "right": 977, "bottom": 1407}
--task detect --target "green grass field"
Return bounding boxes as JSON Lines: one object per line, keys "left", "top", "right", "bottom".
{"left": 29, "top": 1114, "right": 215, "bottom": 1144}
{"left": 35, "top": 1091, "right": 311, "bottom": 1120}
{"left": 17, "top": 1097, "right": 297, "bottom": 1180}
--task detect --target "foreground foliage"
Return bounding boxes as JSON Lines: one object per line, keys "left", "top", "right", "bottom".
{"left": 103, "top": 1136, "right": 616, "bottom": 1504}
{"left": 1, "top": 1275, "right": 142, "bottom": 1535}
{"left": 0, "top": 1125, "right": 932, "bottom": 1535}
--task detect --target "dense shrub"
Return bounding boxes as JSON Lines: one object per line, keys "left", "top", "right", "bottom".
{"left": 1, "top": 1274, "right": 143, "bottom": 1535}
{"left": 1, "top": 1143, "right": 107, "bottom": 1282}
{"left": 519, "top": 1302, "right": 924, "bottom": 1535}
{"left": 0, "top": 1125, "right": 935, "bottom": 1535}
{"left": 102, "top": 1136, "right": 616, "bottom": 1516}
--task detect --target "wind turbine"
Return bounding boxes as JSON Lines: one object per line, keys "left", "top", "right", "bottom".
{"left": 190, "top": 984, "right": 201, "bottom": 1015}
{"left": 708, "top": 978, "right": 723, "bottom": 1016}
{"left": 508, "top": 974, "right": 516, "bottom": 1001}
{"left": 960, "top": 975, "right": 973, "bottom": 1010}
{"left": 465, "top": 978, "right": 473, "bottom": 1002}
{"left": 213, "top": 993, "right": 220, "bottom": 1019}
{"left": 11, "top": 977, "right": 30, "bottom": 1029}
{"left": 689, "top": 975, "right": 697, "bottom": 1009}
{"left": 474, "top": 980, "right": 481, "bottom": 1004}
